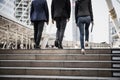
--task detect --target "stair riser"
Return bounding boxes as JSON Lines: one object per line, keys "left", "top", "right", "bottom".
{"left": 0, "top": 62, "right": 112, "bottom": 68}
{"left": 0, "top": 50, "right": 111, "bottom": 54}
{"left": 0, "top": 55, "right": 112, "bottom": 60}
{"left": 0, "top": 69, "right": 112, "bottom": 77}
{"left": 0, "top": 78, "right": 59, "bottom": 80}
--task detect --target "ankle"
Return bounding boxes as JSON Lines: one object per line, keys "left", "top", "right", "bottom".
{"left": 81, "top": 49, "right": 86, "bottom": 54}
{"left": 85, "top": 41, "right": 88, "bottom": 47}
{"left": 81, "top": 48, "right": 85, "bottom": 51}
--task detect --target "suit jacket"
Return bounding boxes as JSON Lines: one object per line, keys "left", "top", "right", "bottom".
{"left": 75, "top": 0, "right": 93, "bottom": 23}
{"left": 51, "top": 0, "right": 71, "bottom": 20}
{"left": 30, "top": 0, "right": 49, "bottom": 22}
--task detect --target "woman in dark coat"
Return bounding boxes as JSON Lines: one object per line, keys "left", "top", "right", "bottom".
{"left": 75, "top": 0, "right": 94, "bottom": 53}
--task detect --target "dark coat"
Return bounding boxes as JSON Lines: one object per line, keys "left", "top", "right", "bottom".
{"left": 75, "top": 0, "right": 93, "bottom": 23}
{"left": 51, "top": 0, "right": 71, "bottom": 20}
{"left": 30, "top": 0, "right": 49, "bottom": 22}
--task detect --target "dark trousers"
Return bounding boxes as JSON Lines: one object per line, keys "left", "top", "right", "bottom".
{"left": 33, "top": 21, "right": 44, "bottom": 47}
{"left": 56, "top": 18, "right": 67, "bottom": 44}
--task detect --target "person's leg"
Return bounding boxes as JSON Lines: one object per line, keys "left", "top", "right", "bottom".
{"left": 85, "top": 23, "right": 90, "bottom": 41}
{"left": 36, "top": 21, "right": 44, "bottom": 48}
{"left": 33, "top": 22, "right": 38, "bottom": 47}
{"left": 55, "top": 19, "right": 61, "bottom": 47}
{"left": 85, "top": 16, "right": 91, "bottom": 47}
{"left": 56, "top": 22, "right": 60, "bottom": 41}
{"left": 59, "top": 18, "right": 67, "bottom": 49}
{"left": 85, "top": 16, "right": 91, "bottom": 41}
{"left": 77, "top": 17, "right": 85, "bottom": 49}
{"left": 79, "top": 23, "right": 85, "bottom": 49}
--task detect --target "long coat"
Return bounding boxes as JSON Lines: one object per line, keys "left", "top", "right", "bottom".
{"left": 51, "top": 0, "right": 71, "bottom": 20}
{"left": 30, "top": 0, "right": 49, "bottom": 22}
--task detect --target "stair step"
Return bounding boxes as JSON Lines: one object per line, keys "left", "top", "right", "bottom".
{"left": 0, "top": 60, "right": 112, "bottom": 68}
{"left": 0, "top": 54, "right": 113, "bottom": 60}
{"left": 0, "top": 49, "right": 111, "bottom": 54}
{"left": 0, "top": 67, "right": 113, "bottom": 77}
{"left": 1, "top": 67, "right": 118, "bottom": 77}
{"left": 0, "top": 75, "right": 120, "bottom": 80}
{"left": 1, "top": 67, "right": 119, "bottom": 71}
{"left": 112, "top": 50, "right": 120, "bottom": 54}
{"left": 0, "top": 49, "right": 120, "bottom": 79}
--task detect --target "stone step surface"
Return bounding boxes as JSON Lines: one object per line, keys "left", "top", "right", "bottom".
{"left": 0, "top": 49, "right": 120, "bottom": 80}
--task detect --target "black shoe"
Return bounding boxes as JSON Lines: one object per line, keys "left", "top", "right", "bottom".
{"left": 54, "top": 40, "right": 58, "bottom": 47}
{"left": 35, "top": 45, "right": 40, "bottom": 49}
{"left": 58, "top": 44, "right": 63, "bottom": 49}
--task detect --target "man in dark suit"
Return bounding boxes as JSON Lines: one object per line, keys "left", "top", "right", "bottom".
{"left": 51, "top": 0, "right": 71, "bottom": 49}
{"left": 30, "top": 0, "right": 49, "bottom": 49}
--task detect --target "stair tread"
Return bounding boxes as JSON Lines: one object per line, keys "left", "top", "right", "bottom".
{"left": 0, "top": 49, "right": 111, "bottom": 54}
{"left": 0, "top": 75, "right": 120, "bottom": 80}
{"left": 0, "top": 60, "right": 119, "bottom": 63}
{"left": 0, "top": 67, "right": 120, "bottom": 71}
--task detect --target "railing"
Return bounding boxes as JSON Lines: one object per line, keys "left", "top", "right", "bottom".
{"left": 0, "top": 12, "right": 34, "bottom": 49}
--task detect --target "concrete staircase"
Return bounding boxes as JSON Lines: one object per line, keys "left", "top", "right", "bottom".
{"left": 0, "top": 49, "right": 120, "bottom": 80}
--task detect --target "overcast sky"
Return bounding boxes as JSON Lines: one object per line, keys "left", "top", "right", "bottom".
{"left": 92, "top": 0, "right": 109, "bottom": 43}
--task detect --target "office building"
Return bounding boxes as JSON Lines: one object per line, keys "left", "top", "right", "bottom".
{"left": 14, "top": 0, "right": 31, "bottom": 25}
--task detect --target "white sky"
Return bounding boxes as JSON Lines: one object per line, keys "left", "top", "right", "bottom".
{"left": 92, "top": 0, "right": 109, "bottom": 43}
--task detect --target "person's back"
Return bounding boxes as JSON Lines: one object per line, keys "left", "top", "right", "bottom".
{"left": 76, "top": 0, "right": 90, "bottom": 16}
{"left": 30, "top": 0, "right": 49, "bottom": 22}
{"left": 51, "top": 0, "right": 71, "bottom": 20}
{"left": 75, "top": 0, "right": 93, "bottom": 23}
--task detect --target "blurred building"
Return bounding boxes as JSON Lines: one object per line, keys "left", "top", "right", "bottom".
{"left": 0, "top": 0, "right": 31, "bottom": 25}
{"left": 109, "top": 18, "right": 120, "bottom": 47}
{"left": 14, "top": 0, "right": 31, "bottom": 25}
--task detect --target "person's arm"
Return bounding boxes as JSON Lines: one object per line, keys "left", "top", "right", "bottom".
{"left": 75, "top": 1, "right": 78, "bottom": 24}
{"left": 30, "top": 2, "right": 34, "bottom": 22}
{"left": 51, "top": 0, "right": 54, "bottom": 24}
{"left": 89, "top": 0, "right": 93, "bottom": 22}
{"left": 51, "top": 0, "right": 54, "bottom": 20}
{"left": 44, "top": 0, "right": 49, "bottom": 25}
{"left": 66, "top": 0, "right": 71, "bottom": 20}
